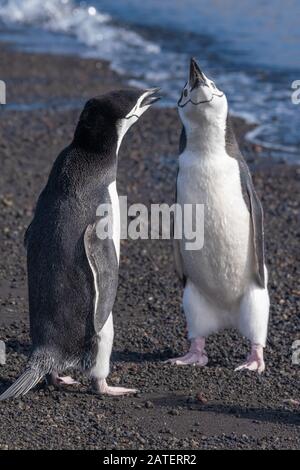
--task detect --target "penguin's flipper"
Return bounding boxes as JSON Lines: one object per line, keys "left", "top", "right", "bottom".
{"left": 225, "top": 116, "right": 265, "bottom": 289}
{"left": 173, "top": 166, "right": 186, "bottom": 286}
{"left": 238, "top": 159, "right": 265, "bottom": 289}
{"left": 245, "top": 174, "right": 265, "bottom": 289}
{"left": 84, "top": 223, "right": 119, "bottom": 334}
{"left": 173, "top": 238, "right": 186, "bottom": 286}
{"left": 24, "top": 221, "right": 33, "bottom": 248}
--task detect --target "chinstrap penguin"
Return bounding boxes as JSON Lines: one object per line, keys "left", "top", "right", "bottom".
{"left": 167, "top": 58, "right": 269, "bottom": 373}
{"left": 0, "top": 88, "right": 160, "bottom": 400}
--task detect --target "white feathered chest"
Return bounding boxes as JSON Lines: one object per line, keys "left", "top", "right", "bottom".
{"left": 177, "top": 149, "right": 254, "bottom": 304}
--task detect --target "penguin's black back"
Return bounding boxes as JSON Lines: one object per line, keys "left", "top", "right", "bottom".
{"left": 26, "top": 145, "right": 114, "bottom": 369}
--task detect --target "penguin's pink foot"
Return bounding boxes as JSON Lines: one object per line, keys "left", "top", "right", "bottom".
{"left": 50, "top": 373, "right": 80, "bottom": 386}
{"left": 56, "top": 376, "right": 80, "bottom": 385}
{"left": 165, "top": 337, "right": 208, "bottom": 366}
{"left": 166, "top": 351, "right": 208, "bottom": 366}
{"left": 94, "top": 378, "right": 138, "bottom": 396}
{"left": 235, "top": 344, "right": 265, "bottom": 374}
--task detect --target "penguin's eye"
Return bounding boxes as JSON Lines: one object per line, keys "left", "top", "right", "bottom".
{"left": 183, "top": 89, "right": 188, "bottom": 97}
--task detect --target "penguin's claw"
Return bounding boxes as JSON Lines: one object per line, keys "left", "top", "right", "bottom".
{"left": 47, "top": 373, "right": 80, "bottom": 386}
{"left": 165, "top": 352, "right": 208, "bottom": 366}
{"left": 235, "top": 360, "right": 265, "bottom": 374}
{"left": 101, "top": 386, "right": 138, "bottom": 396}
{"left": 165, "top": 337, "right": 208, "bottom": 366}
{"left": 235, "top": 344, "right": 265, "bottom": 374}
{"left": 56, "top": 375, "right": 80, "bottom": 385}
{"left": 95, "top": 379, "right": 138, "bottom": 396}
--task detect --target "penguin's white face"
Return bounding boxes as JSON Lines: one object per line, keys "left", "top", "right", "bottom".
{"left": 178, "top": 59, "right": 227, "bottom": 127}
{"left": 116, "top": 88, "right": 160, "bottom": 154}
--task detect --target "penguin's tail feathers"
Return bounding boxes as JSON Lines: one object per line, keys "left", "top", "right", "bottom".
{"left": 0, "top": 367, "right": 44, "bottom": 401}
{"left": 0, "top": 353, "right": 49, "bottom": 401}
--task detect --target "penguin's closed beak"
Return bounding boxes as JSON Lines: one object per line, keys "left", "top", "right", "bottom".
{"left": 141, "top": 88, "right": 161, "bottom": 107}
{"left": 189, "top": 58, "right": 206, "bottom": 89}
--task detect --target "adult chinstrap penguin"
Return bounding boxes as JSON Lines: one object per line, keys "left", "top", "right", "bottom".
{"left": 0, "top": 88, "right": 160, "bottom": 400}
{"left": 167, "top": 58, "right": 269, "bottom": 373}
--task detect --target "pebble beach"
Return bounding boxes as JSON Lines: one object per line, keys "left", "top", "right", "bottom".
{"left": 0, "top": 46, "right": 299, "bottom": 450}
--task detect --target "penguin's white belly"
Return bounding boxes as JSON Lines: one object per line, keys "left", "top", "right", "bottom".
{"left": 178, "top": 152, "right": 253, "bottom": 306}
{"left": 108, "top": 181, "right": 120, "bottom": 263}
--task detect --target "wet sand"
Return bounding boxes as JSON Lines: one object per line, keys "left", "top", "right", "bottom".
{"left": 0, "top": 46, "right": 299, "bottom": 450}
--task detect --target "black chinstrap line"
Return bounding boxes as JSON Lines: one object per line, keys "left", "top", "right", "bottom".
{"left": 124, "top": 114, "right": 139, "bottom": 120}
{"left": 177, "top": 92, "right": 224, "bottom": 108}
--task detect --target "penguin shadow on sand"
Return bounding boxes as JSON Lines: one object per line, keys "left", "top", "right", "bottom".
{"left": 112, "top": 349, "right": 176, "bottom": 364}
{"left": 150, "top": 394, "right": 300, "bottom": 427}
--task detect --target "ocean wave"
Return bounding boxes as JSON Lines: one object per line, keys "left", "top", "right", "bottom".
{"left": 0, "top": 0, "right": 160, "bottom": 58}
{"left": 246, "top": 125, "right": 299, "bottom": 155}
{"left": 0, "top": 0, "right": 108, "bottom": 26}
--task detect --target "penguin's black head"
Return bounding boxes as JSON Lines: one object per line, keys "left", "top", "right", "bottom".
{"left": 73, "top": 89, "right": 160, "bottom": 153}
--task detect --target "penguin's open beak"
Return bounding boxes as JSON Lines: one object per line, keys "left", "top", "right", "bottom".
{"left": 140, "top": 88, "right": 161, "bottom": 107}
{"left": 189, "top": 58, "right": 206, "bottom": 89}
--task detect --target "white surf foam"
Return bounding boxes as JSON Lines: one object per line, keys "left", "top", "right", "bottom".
{"left": 0, "top": 0, "right": 160, "bottom": 61}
